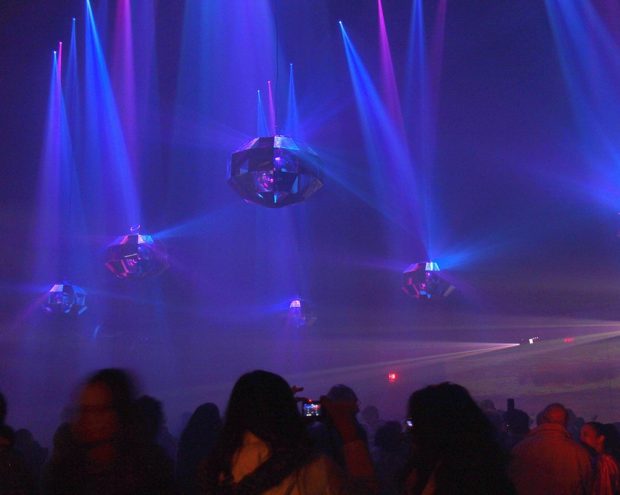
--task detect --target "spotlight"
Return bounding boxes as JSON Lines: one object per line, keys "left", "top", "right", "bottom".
{"left": 104, "top": 227, "right": 168, "bottom": 279}
{"left": 520, "top": 336, "right": 541, "bottom": 345}
{"left": 402, "top": 261, "right": 455, "bottom": 300}
{"left": 287, "top": 297, "right": 317, "bottom": 328}
{"left": 387, "top": 372, "right": 398, "bottom": 383}
{"left": 44, "top": 282, "right": 87, "bottom": 315}
{"left": 228, "top": 135, "right": 323, "bottom": 208}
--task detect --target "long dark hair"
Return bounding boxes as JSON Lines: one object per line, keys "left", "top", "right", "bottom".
{"left": 404, "top": 382, "right": 514, "bottom": 495}
{"left": 200, "top": 370, "right": 313, "bottom": 495}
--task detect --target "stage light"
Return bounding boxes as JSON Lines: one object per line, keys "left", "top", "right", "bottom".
{"left": 402, "top": 261, "right": 455, "bottom": 300}
{"left": 520, "top": 336, "right": 541, "bottom": 345}
{"left": 387, "top": 371, "right": 398, "bottom": 383}
{"left": 104, "top": 227, "right": 168, "bottom": 279}
{"left": 228, "top": 135, "right": 323, "bottom": 208}
{"left": 44, "top": 282, "right": 87, "bottom": 315}
{"left": 287, "top": 297, "right": 317, "bottom": 328}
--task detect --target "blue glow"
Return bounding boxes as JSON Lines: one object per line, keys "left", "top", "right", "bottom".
{"left": 285, "top": 63, "right": 299, "bottom": 137}
{"left": 425, "top": 261, "right": 440, "bottom": 272}
{"left": 545, "top": 0, "right": 620, "bottom": 212}
{"left": 32, "top": 42, "right": 87, "bottom": 288}
{"left": 257, "top": 90, "right": 269, "bottom": 137}
{"left": 339, "top": 22, "right": 426, "bottom": 257}
{"left": 84, "top": 0, "right": 140, "bottom": 229}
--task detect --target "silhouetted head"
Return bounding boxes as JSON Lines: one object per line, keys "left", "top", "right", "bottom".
{"left": 581, "top": 422, "right": 620, "bottom": 460}
{"left": 14, "top": 428, "right": 34, "bottom": 445}
{"left": 540, "top": 403, "right": 568, "bottom": 427}
{"left": 327, "top": 384, "right": 358, "bottom": 402}
{"left": 134, "top": 395, "right": 164, "bottom": 443}
{"left": 222, "top": 370, "right": 304, "bottom": 451}
{"left": 374, "top": 421, "right": 403, "bottom": 452}
{"left": 327, "top": 384, "right": 359, "bottom": 414}
{"left": 504, "top": 409, "right": 530, "bottom": 436}
{"left": 362, "top": 405, "right": 380, "bottom": 424}
{"left": 202, "top": 371, "right": 312, "bottom": 492}
{"left": 407, "top": 382, "right": 495, "bottom": 457}
{"left": 75, "top": 368, "right": 136, "bottom": 445}
{"left": 581, "top": 422, "right": 605, "bottom": 453}
{"left": 182, "top": 403, "right": 221, "bottom": 443}
{"left": 404, "top": 383, "right": 512, "bottom": 494}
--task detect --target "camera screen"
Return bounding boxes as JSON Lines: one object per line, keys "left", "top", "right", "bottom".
{"left": 303, "top": 401, "right": 322, "bottom": 417}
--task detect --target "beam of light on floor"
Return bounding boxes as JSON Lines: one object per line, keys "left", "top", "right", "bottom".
{"left": 152, "top": 342, "right": 518, "bottom": 403}
{"left": 284, "top": 342, "right": 520, "bottom": 384}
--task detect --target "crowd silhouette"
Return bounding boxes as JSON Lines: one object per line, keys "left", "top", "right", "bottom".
{"left": 1, "top": 368, "right": 619, "bottom": 494}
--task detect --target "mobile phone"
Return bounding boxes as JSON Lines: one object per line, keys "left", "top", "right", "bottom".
{"left": 302, "top": 400, "right": 322, "bottom": 418}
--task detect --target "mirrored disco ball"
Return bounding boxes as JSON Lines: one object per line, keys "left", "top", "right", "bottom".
{"left": 287, "top": 297, "right": 317, "bottom": 328}
{"left": 44, "top": 282, "right": 87, "bottom": 315}
{"left": 402, "top": 261, "right": 455, "bottom": 300}
{"left": 228, "top": 135, "right": 324, "bottom": 208}
{"left": 104, "top": 230, "right": 168, "bottom": 279}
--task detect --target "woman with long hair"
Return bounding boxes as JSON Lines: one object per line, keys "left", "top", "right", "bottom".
{"left": 198, "top": 370, "right": 375, "bottom": 495}
{"left": 402, "top": 382, "right": 514, "bottom": 495}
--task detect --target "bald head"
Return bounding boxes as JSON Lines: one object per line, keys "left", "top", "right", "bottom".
{"left": 541, "top": 403, "right": 568, "bottom": 427}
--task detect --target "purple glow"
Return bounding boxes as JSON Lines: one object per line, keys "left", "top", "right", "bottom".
{"left": 377, "top": 0, "right": 404, "bottom": 127}
{"left": 57, "top": 42, "right": 63, "bottom": 82}
{"left": 112, "top": 0, "right": 137, "bottom": 171}
{"left": 430, "top": 0, "right": 447, "bottom": 88}
{"left": 256, "top": 89, "right": 269, "bottom": 136}
{"left": 267, "top": 80, "right": 277, "bottom": 135}
{"left": 425, "top": 0, "right": 447, "bottom": 162}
